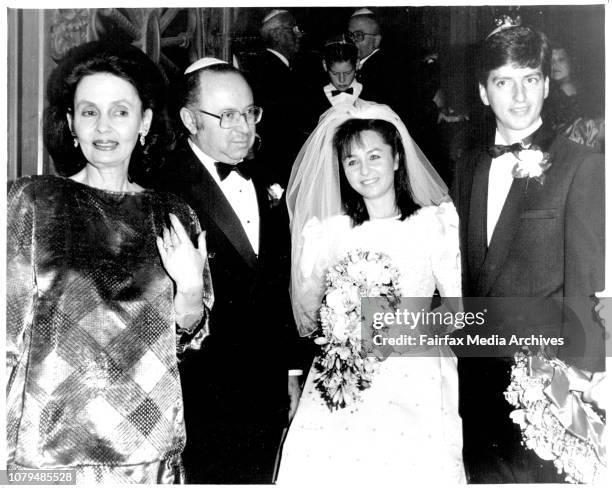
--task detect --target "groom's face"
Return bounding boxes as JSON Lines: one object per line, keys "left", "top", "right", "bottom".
{"left": 479, "top": 63, "right": 549, "bottom": 139}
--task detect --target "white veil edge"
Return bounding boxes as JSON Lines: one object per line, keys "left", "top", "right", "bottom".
{"left": 286, "top": 99, "right": 449, "bottom": 336}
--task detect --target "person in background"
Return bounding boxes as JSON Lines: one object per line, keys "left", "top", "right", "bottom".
{"left": 544, "top": 43, "right": 604, "bottom": 152}
{"left": 6, "top": 40, "right": 213, "bottom": 485}
{"left": 346, "top": 8, "right": 400, "bottom": 112}
{"left": 304, "top": 40, "right": 361, "bottom": 130}
{"left": 239, "top": 9, "right": 311, "bottom": 188}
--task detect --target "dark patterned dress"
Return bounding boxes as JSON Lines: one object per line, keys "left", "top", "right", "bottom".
{"left": 6, "top": 175, "right": 213, "bottom": 484}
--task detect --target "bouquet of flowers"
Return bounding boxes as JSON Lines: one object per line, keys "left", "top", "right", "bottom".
{"left": 504, "top": 349, "right": 606, "bottom": 483}
{"left": 313, "top": 249, "right": 401, "bottom": 411}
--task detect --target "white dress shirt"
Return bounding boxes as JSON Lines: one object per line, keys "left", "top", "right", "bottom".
{"left": 323, "top": 80, "right": 363, "bottom": 106}
{"left": 487, "top": 118, "right": 543, "bottom": 245}
{"left": 189, "top": 140, "right": 303, "bottom": 377}
{"left": 357, "top": 48, "right": 380, "bottom": 70}
{"left": 188, "top": 140, "right": 260, "bottom": 255}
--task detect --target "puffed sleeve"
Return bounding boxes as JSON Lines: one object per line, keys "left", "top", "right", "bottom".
{"left": 291, "top": 216, "right": 340, "bottom": 336}
{"left": 6, "top": 177, "right": 36, "bottom": 390}
{"left": 431, "top": 201, "right": 462, "bottom": 299}
{"left": 173, "top": 202, "right": 215, "bottom": 357}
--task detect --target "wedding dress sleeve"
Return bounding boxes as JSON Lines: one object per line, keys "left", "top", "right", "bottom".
{"left": 430, "top": 201, "right": 462, "bottom": 299}
{"left": 291, "top": 216, "right": 343, "bottom": 336}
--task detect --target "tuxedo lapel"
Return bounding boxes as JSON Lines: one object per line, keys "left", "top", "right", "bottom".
{"left": 466, "top": 150, "right": 490, "bottom": 293}
{"left": 184, "top": 150, "right": 258, "bottom": 270}
{"left": 478, "top": 176, "right": 528, "bottom": 295}
{"left": 252, "top": 170, "right": 274, "bottom": 258}
{"left": 475, "top": 122, "right": 555, "bottom": 295}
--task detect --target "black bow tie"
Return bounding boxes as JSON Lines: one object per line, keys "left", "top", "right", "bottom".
{"left": 487, "top": 134, "right": 534, "bottom": 159}
{"left": 331, "top": 87, "right": 354, "bottom": 97}
{"left": 214, "top": 161, "right": 252, "bottom": 181}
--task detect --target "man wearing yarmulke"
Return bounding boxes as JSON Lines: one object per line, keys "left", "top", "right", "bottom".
{"left": 238, "top": 9, "right": 312, "bottom": 188}
{"left": 452, "top": 21, "right": 604, "bottom": 483}
{"left": 150, "top": 58, "right": 303, "bottom": 484}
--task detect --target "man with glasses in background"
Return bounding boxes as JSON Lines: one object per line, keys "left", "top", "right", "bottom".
{"left": 239, "top": 9, "right": 312, "bottom": 188}
{"left": 151, "top": 58, "right": 303, "bottom": 484}
{"left": 346, "top": 9, "right": 412, "bottom": 132}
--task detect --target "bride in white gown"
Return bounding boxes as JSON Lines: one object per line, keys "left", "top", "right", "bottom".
{"left": 277, "top": 100, "right": 466, "bottom": 485}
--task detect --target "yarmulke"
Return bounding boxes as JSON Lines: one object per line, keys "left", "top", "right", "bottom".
{"left": 263, "top": 9, "right": 289, "bottom": 24}
{"left": 184, "top": 57, "right": 228, "bottom": 74}
{"left": 351, "top": 8, "right": 374, "bottom": 17}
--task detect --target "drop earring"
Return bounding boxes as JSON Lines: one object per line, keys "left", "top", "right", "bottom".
{"left": 139, "top": 132, "right": 147, "bottom": 146}
{"left": 73, "top": 136, "right": 79, "bottom": 148}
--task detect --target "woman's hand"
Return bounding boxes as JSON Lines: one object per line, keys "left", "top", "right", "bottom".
{"left": 156, "top": 213, "right": 207, "bottom": 292}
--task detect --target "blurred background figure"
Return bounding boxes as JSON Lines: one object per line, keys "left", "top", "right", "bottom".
{"left": 544, "top": 42, "right": 605, "bottom": 152}
{"left": 346, "top": 8, "right": 405, "bottom": 114}
{"left": 6, "top": 40, "right": 213, "bottom": 485}
{"left": 239, "top": 9, "right": 312, "bottom": 188}
{"left": 304, "top": 39, "right": 361, "bottom": 131}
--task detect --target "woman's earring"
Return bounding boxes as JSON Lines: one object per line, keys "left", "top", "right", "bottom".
{"left": 73, "top": 137, "right": 79, "bottom": 148}
{"left": 139, "top": 132, "right": 146, "bottom": 146}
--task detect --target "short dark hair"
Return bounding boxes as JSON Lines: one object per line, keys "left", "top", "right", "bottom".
{"left": 323, "top": 42, "right": 358, "bottom": 68}
{"left": 43, "top": 40, "right": 171, "bottom": 183}
{"left": 334, "top": 118, "right": 419, "bottom": 226}
{"left": 477, "top": 26, "right": 551, "bottom": 86}
{"left": 171, "top": 63, "right": 246, "bottom": 139}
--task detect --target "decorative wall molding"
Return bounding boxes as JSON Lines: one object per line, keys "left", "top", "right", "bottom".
{"left": 49, "top": 9, "right": 92, "bottom": 61}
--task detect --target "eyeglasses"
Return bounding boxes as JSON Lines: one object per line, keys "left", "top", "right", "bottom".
{"left": 345, "top": 30, "right": 378, "bottom": 43}
{"left": 281, "top": 25, "right": 304, "bottom": 36}
{"left": 197, "top": 106, "right": 263, "bottom": 128}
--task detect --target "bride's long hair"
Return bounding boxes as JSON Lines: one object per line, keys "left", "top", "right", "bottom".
{"left": 334, "top": 118, "right": 419, "bottom": 226}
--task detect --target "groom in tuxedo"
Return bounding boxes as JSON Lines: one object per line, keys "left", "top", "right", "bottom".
{"left": 452, "top": 25, "right": 604, "bottom": 483}
{"left": 149, "top": 59, "right": 303, "bottom": 484}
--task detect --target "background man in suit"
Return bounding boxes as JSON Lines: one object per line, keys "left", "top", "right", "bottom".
{"left": 239, "top": 9, "right": 311, "bottom": 188}
{"left": 150, "top": 59, "right": 302, "bottom": 484}
{"left": 346, "top": 9, "right": 420, "bottom": 158}
{"left": 452, "top": 25, "right": 604, "bottom": 483}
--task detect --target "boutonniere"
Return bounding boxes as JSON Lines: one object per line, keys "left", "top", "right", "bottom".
{"left": 267, "top": 183, "right": 284, "bottom": 207}
{"left": 511, "top": 146, "right": 552, "bottom": 186}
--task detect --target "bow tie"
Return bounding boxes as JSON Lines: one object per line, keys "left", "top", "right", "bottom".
{"left": 214, "top": 161, "right": 252, "bottom": 181}
{"left": 487, "top": 134, "right": 534, "bottom": 159}
{"left": 331, "top": 87, "right": 354, "bottom": 97}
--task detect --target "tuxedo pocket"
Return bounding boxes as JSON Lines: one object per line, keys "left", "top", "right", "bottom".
{"left": 521, "top": 209, "right": 557, "bottom": 219}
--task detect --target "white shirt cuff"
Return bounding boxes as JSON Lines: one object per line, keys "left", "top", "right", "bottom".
{"left": 288, "top": 369, "right": 303, "bottom": 376}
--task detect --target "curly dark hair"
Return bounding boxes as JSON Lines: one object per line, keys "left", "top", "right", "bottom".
{"left": 334, "top": 118, "right": 419, "bottom": 226}
{"left": 478, "top": 26, "right": 551, "bottom": 86}
{"left": 43, "top": 40, "right": 172, "bottom": 183}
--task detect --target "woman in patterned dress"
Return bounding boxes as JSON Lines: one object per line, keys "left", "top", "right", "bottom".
{"left": 6, "top": 41, "right": 213, "bottom": 484}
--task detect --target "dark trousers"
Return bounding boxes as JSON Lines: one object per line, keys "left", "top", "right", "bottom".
{"left": 181, "top": 422, "right": 284, "bottom": 484}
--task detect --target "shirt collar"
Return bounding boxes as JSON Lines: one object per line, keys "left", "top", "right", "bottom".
{"left": 267, "top": 48, "right": 290, "bottom": 68}
{"left": 357, "top": 48, "right": 380, "bottom": 70}
{"left": 495, "top": 117, "right": 543, "bottom": 145}
{"left": 323, "top": 80, "right": 362, "bottom": 95}
{"left": 188, "top": 139, "right": 244, "bottom": 186}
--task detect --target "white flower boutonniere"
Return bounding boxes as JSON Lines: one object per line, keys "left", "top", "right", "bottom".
{"left": 512, "top": 147, "right": 552, "bottom": 185}
{"left": 267, "top": 183, "right": 284, "bottom": 207}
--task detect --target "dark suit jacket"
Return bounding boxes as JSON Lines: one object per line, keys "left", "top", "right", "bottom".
{"left": 240, "top": 50, "right": 311, "bottom": 188}
{"left": 451, "top": 123, "right": 604, "bottom": 482}
{"left": 150, "top": 141, "right": 302, "bottom": 429}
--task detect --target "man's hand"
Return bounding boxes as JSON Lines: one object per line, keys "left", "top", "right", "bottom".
{"left": 288, "top": 375, "right": 302, "bottom": 422}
